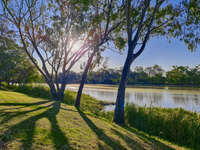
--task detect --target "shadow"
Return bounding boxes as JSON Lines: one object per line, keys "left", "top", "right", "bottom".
{"left": 0, "top": 106, "right": 30, "bottom": 111}
{"left": 0, "top": 103, "right": 53, "bottom": 125}
{"left": 0, "top": 101, "right": 50, "bottom": 107}
{"left": 121, "top": 126, "right": 175, "bottom": 150}
{"left": 0, "top": 101, "right": 74, "bottom": 150}
{"left": 77, "top": 108, "right": 126, "bottom": 150}
{"left": 0, "top": 101, "right": 52, "bottom": 124}
{"left": 111, "top": 128, "right": 146, "bottom": 150}
{"left": 60, "top": 107, "right": 78, "bottom": 112}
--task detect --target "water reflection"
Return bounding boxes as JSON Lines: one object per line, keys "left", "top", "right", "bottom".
{"left": 67, "top": 85, "right": 200, "bottom": 113}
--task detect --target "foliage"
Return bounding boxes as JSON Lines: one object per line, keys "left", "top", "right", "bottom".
{"left": 166, "top": 65, "right": 200, "bottom": 85}
{"left": 0, "top": 36, "right": 40, "bottom": 85}
{"left": 125, "top": 103, "right": 200, "bottom": 149}
{"left": 61, "top": 65, "right": 200, "bottom": 86}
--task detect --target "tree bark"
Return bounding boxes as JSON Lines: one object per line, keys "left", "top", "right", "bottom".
{"left": 75, "top": 52, "right": 95, "bottom": 107}
{"left": 59, "top": 84, "right": 65, "bottom": 100}
{"left": 46, "top": 79, "right": 59, "bottom": 100}
{"left": 58, "top": 73, "right": 67, "bottom": 101}
{"left": 113, "top": 54, "right": 134, "bottom": 125}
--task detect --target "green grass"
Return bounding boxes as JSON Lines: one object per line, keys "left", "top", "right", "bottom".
{"left": 0, "top": 88, "right": 187, "bottom": 150}
{"left": 3, "top": 84, "right": 112, "bottom": 118}
{"left": 125, "top": 104, "right": 200, "bottom": 149}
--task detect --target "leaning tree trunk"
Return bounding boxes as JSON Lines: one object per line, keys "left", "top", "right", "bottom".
{"left": 58, "top": 76, "right": 66, "bottom": 101}
{"left": 58, "top": 71, "right": 71, "bottom": 101}
{"left": 47, "top": 80, "right": 59, "bottom": 100}
{"left": 75, "top": 52, "right": 95, "bottom": 107}
{"left": 113, "top": 55, "right": 133, "bottom": 125}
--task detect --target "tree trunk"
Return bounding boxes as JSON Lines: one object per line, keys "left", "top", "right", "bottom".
{"left": 47, "top": 80, "right": 59, "bottom": 100}
{"left": 75, "top": 52, "right": 95, "bottom": 107}
{"left": 58, "top": 73, "right": 67, "bottom": 101}
{"left": 113, "top": 55, "right": 133, "bottom": 125}
{"left": 59, "top": 83, "right": 65, "bottom": 100}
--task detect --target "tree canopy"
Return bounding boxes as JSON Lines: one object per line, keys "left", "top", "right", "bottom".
{"left": 0, "top": 36, "right": 40, "bottom": 85}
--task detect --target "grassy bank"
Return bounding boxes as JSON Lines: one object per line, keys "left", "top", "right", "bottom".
{"left": 0, "top": 84, "right": 198, "bottom": 149}
{"left": 125, "top": 104, "right": 200, "bottom": 149}
{"left": 1, "top": 84, "right": 113, "bottom": 120}
{"left": 0, "top": 89, "right": 186, "bottom": 150}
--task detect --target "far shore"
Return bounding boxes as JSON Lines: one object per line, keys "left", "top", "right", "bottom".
{"left": 66, "top": 83, "right": 200, "bottom": 91}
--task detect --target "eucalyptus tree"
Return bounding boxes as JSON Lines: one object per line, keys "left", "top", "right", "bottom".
{"left": 114, "top": 0, "right": 200, "bottom": 124}
{"left": 75, "top": 0, "right": 122, "bottom": 107}
{"left": 1, "top": 0, "right": 95, "bottom": 100}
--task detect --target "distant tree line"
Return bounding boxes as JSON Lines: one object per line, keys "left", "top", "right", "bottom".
{"left": 61, "top": 64, "right": 200, "bottom": 86}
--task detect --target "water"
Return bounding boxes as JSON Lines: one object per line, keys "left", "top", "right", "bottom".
{"left": 67, "top": 84, "right": 200, "bottom": 113}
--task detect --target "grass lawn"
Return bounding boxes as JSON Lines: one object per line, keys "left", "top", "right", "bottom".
{"left": 0, "top": 90, "right": 188, "bottom": 150}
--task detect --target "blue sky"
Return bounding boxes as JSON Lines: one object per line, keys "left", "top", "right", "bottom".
{"left": 102, "top": 37, "right": 200, "bottom": 71}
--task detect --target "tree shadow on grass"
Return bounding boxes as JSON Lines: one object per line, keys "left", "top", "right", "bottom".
{"left": 111, "top": 128, "right": 146, "bottom": 150}
{"left": 0, "top": 101, "right": 50, "bottom": 107}
{"left": 0, "top": 101, "right": 51, "bottom": 112}
{"left": 120, "top": 126, "right": 175, "bottom": 150}
{"left": 77, "top": 108, "right": 127, "bottom": 150}
{"left": 0, "top": 103, "right": 53, "bottom": 125}
{"left": 0, "top": 101, "right": 74, "bottom": 150}
{"left": 77, "top": 107, "right": 175, "bottom": 150}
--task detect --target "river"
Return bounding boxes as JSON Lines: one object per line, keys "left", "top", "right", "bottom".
{"left": 67, "top": 84, "right": 200, "bottom": 113}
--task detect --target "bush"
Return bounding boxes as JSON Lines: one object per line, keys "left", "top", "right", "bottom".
{"left": 0, "top": 82, "right": 8, "bottom": 90}
{"left": 125, "top": 104, "right": 200, "bottom": 149}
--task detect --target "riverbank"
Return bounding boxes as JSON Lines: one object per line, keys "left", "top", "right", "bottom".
{"left": 0, "top": 86, "right": 187, "bottom": 150}
{"left": 67, "top": 84, "right": 200, "bottom": 90}
{"left": 67, "top": 84, "right": 200, "bottom": 93}
{"left": 67, "top": 84, "right": 200, "bottom": 113}
{"left": 1, "top": 85, "right": 200, "bottom": 149}
{"left": 125, "top": 104, "right": 200, "bottom": 149}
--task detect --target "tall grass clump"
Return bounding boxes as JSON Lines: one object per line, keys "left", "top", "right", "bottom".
{"left": 125, "top": 104, "right": 200, "bottom": 149}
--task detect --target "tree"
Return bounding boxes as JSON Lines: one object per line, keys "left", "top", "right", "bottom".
{"left": 1, "top": 0, "right": 95, "bottom": 100}
{"left": 166, "top": 65, "right": 200, "bottom": 85}
{"left": 131, "top": 66, "right": 149, "bottom": 84}
{"left": 75, "top": 0, "right": 122, "bottom": 107}
{"left": 0, "top": 36, "right": 39, "bottom": 85}
{"left": 145, "top": 65, "right": 164, "bottom": 77}
{"left": 113, "top": 0, "right": 200, "bottom": 124}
